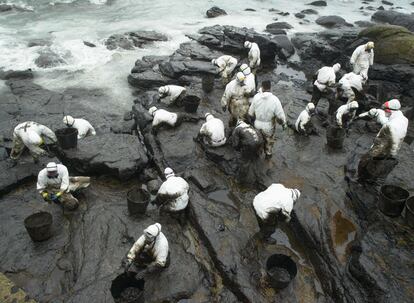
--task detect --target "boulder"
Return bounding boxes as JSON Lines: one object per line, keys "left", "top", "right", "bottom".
{"left": 355, "top": 21, "right": 375, "bottom": 27}
{"left": 245, "top": 8, "right": 256, "bottom": 12}
{"left": 128, "top": 70, "right": 190, "bottom": 89}
{"left": 61, "top": 133, "right": 148, "bottom": 180}
{"left": 206, "top": 6, "right": 227, "bottom": 18}
{"left": 105, "top": 31, "right": 167, "bottom": 50}
{"left": 266, "top": 22, "right": 293, "bottom": 34}
{"left": 295, "top": 13, "right": 306, "bottom": 19}
{"left": 0, "top": 4, "right": 12, "bottom": 12}
{"left": 372, "top": 10, "right": 414, "bottom": 32}
{"left": 83, "top": 41, "right": 96, "bottom": 47}
{"left": 35, "top": 49, "right": 66, "bottom": 68}
{"left": 301, "top": 8, "right": 318, "bottom": 14}
{"left": 27, "top": 39, "right": 51, "bottom": 47}
{"left": 359, "top": 25, "right": 414, "bottom": 64}
{"left": 307, "top": 1, "right": 327, "bottom": 6}
{"left": 381, "top": 0, "right": 393, "bottom": 5}
{"left": 316, "top": 15, "right": 353, "bottom": 28}
{"left": 159, "top": 60, "right": 216, "bottom": 78}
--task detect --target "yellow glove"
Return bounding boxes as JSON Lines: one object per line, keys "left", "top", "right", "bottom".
{"left": 56, "top": 191, "right": 63, "bottom": 198}
{"left": 41, "top": 191, "right": 49, "bottom": 201}
{"left": 39, "top": 137, "right": 45, "bottom": 146}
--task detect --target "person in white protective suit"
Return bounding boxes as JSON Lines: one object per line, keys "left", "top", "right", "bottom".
{"left": 358, "top": 99, "right": 408, "bottom": 181}
{"left": 240, "top": 64, "right": 256, "bottom": 98}
{"left": 10, "top": 121, "right": 57, "bottom": 162}
{"left": 295, "top": 103, "right": 316, "bottom": 135}
{"left": 248, "top": 80, "right": 287, "bottom": 158}
{"left": 338, "top": 72, "right": 366, "bottom": 102}
{"left": 311, "top": 63, "right": 341, "bottom": 107}
{"left": 148, "top": 106, "right": 200, "bottom": 134}
{"left": 335, "top": 101, "right": 359, "bottom": 129}
{"left": 244, "top": 41, "right": 261, "bottom": 72}
{"left": 221, "top": 72, "right": 251, "bottom": 126}
{"left": 154, "top": 168, "right": 189, "bottom": 223}
{"left": 350, "top": 41, "right": 374, "bottom": 80}
{"left": 197, "top": 113, "right": 226, "bottom": 147}
{"left": 123, "top": 223, "right": 169, "bottom": 279}
{"left": 63, "top": 115, "right": 96, "bottom": 139}
{"left": 37, "top": 162, "right": 90, "bottom": 210}
{"left": 253, "top": 184, "right": 301, "bottom": 244}
{"left": 358, "top": 108, "right": 388, "bottom": 126}
{"left": 211, "top": 55, "right": 238, "bottom": 84}
{"left": 158, "top": 85, "right": 187, "bottom": 106}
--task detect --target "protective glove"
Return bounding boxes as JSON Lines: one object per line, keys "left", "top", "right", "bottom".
{"left": 222, "top": 105, "right": 227, "bottom": 113}
{"left": 41, "top": 191, "right": 50, "bottom": 202}
{"left": 282, "top": 122, "right": 288, "bottom": 131}
{"left": 50, "top": 193, "right": 60, "bottom": 204}
{"left": 121, "top": 257, "right": 132, "bottom": 271}
{"left": 56, "top": 191, "right": 63, "bottom": 198}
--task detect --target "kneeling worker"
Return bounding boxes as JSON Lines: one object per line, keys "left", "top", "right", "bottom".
{"left": 197, "top": 113, "right": 226, "bottom": 147}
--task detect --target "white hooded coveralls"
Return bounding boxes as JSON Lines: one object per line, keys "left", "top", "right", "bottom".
{"left": 215, "top": 55, "right": 238, "bottom": 79}
{"left": 12, "top": 121, "right": 57, "bottom": 157}
{"left": 127, "top": 225, "right": 169, "bottom": 267}
{"left": 338, "top": 72, "right": 364, "bottom": 101}
{"left": 67, "top": 118, "right": 96, "bottom": 139}
{"left": 152, "top": 109, "right": 178, "bottom": 127}
{"left": 314, "top": 65, "right": 338, "bottom": 92}
{"left": 37, "top": 164, "right": 70, "bottom": 193}
{"left": 157, "top": 174, "right": 190, "bottom": 211}
{"left": 199, "top": 115, "right": 226, "bottom": 147}
{"left": 336, "top": 103, "right": 357, "bottom": 128}
{"left": 359, "top": 109, "right": 388, "bottom": 126}
{"left": 159, "top": 85, "right": 186, "bottom": 106}
{"left": 350, "top": 43, "right": 374, "bottom": 79}
{"left": 247, "top": 42, "right": 261, "bottom": 69}
{"left": 295, "top": 104, "right": 313, "bottom": 133}
{"left": 253, "top": 184, "right": 299, "bottom": 220}
{"left": 248, "top": 92, "right": 286, "bottom": 136}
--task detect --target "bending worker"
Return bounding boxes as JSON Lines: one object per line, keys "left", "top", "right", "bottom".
{"left": 148, "top": 106, "right": 200, "bottom": 134}
{"left": 221, "top": 72, "right": 250, "bottom": 126}
{"left": 335, "top": 101, "right": 359, "bottom": 129}
{"left": 248, "top": 80, "right": 287, "bottom": 158}
{"left": 253, "top": 183, "right": 301, "bottom": 244}
{"left": 244, "top": 41, "right": 261, "bottom": 72}
{"left": 63, "top": 115, "right": 96, "bottom": 139}
{"left": 295, "top": 103, "right": 316, "bottom": 135}
{"left": 312, "top": 63, "right": 341, "bottom": 107}
{"left": 37, "top": 162, "right": 90, "bottom": 210}
{"left": 350, "top": 41, "right": 374, "bottom": 80}
{"left": 10, "top": 121, "right": 57, "bottom": 162}
{"left": 212, "top": 55, "right": 238, "bottom": 84}
{"left": 123, "top": 223, "right": 169, "bottom": 280}
{"left": 197, "top": 113, "right": 226, "bottom": 147}
{"left": 158, "top": 85, "right": 186, "bottom": 106}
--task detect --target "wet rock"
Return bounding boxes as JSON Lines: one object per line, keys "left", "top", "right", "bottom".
{"left": 355, "top": 21, "right": 375, "bottom": 27}
{"left": 316, "top": 15, "right": 353, "bottom": 28}
{"left": 83, "top": 41, "right": 96, "bottom": 48}
{"left": 307, "top": 1, "right": 327, "bottom": 6}
{"left": 35, "top": 49, "right": 66, "bottom": 68}
{"left": 0, "top": 69, "right": 33, "bottom": 80}
{"left": 60, "top": 133, "right": 148, "bottom": 180}
{"left": 377, "top": 5, "right": 385, "bottom": 10}
{"left": 128, "top": 70, "right": 178, "bottom": 90}
{"left": 105, "top": 31, "right": 167, "bottom": 50}
{"left": 110, "top": 119, "right": 136, "bottom": 134}
{"left": 175, "top": 41, "right": 224, "bottom": 61}
{"left": 268, "top": 9, "right": 289, "bottom": 16}
{"left": 266, "top": 22, "right": 293, "bottom": 34}
{"left": 372, "top": 10, "right": 414, "bottom": 32}
{"left": 245, "top": 8, "right": 256, "bottom": 12}
{"left": 27, "top": 39, "right": 51, "bottom": 47}
{"left": 206, "top": 6, "right": 227, "bottom": 18}
{"left": 381, "top": 0, "right": 393, "bottom": 5}
{"left": 295, "top": 13, "right": 305, "bottom": 19}
{"left": 0, "top": 4, "right": 12, "bottom": 12}
{"left": 301, "top": 8, "right": 318, "bottom": 15}
{"left": 159, "top": 60, "right": 217, "bottom": 79}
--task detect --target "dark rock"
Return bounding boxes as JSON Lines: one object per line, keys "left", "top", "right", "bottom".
{"left": 301, "top": 8, "right": 318, "bottom": 15}
{"left": 355, "top": 20, "right": 375, "bottom": 27}
{"left": 245, "top": 8, "right": 256, "bottom": 12}
{"left": 372, "top": 10, "right": 414, "bottom": 32}
{"left": 175, "top": 41, "right": 223, "bottom": 61}
{"left": 268, "top": 29, "right": 287, "bottom": 35}
{"left": 378, "top": 5, "right": 385, "bottom": 10}
{"left": 266, "top": 22, "right": 293, "bottom": 34}
{"left": 27, "top": 39, "right": 51, "bottom": 47}
{"left": 382, "top": 0, "right": 393, "bottom": 5}
{"left": 128, "top": 70, "right": 190, "bottom": 90}
{"left": 35, "top": 49, "right": 66, "bottom": 68}
{"left": 0, "top": 4, "right": 12, "bottom": 12}
{"left": 105, "top": 31, "right": 167, "bottom": 50}
{"left": 206, "top": 6, "right": 227, "bottom": 18}
{"left": 307, "top": 1, "right": 327, "bottom": 6}
{"left": 61, "top": 133, "right": 148, "bottom": 180}
{"left": 159, "top": 60, "right": 216, "bottom": 79}
{"left": 269, "top": 8, "right": 289, "bottom": 16}
{"left": 295, "top": 13, "right": 306, "bottom": 19}
{"left": 316, "top": 15, "right": 353, "bottom": 28}
{"left": 0, "top": 69, "right": 33, "bottom": 80}
{"left": 83, "top": 41, "right": 96, "bottom": 48}
{"left": 110, "top": 119, "right": 136, "bottom": 134}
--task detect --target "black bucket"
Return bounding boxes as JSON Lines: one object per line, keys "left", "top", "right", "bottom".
{"left": 55, "top": 127, "right": 78, "bottom": 149}
{"left": 111, "top": 273, "right": 145, "bottom": 303}
{"left": 365, "top": 158, "right": 398, "bottom": 180}
{"left": 405, "top": 197, "right": 414, "bottom": 228}
{"left": 202, "top": 75, "right": 215, "bottom": 93}
{"left": 379, "top": 185, "right": 409, "bottom": 217}
{"left": 183, "top": 95, "right": 201, "bottom": 113}
{"left": 127, "top": 188, "right": 150, "bottom": 216}
{"left": 24, "top": 212, "right": 53, "bottom": 242}
{"left": 266, "top": 254, "right": 297, "bottom": 290}
{"left": 326, "top": 126, "right": 345, "bottom": 149}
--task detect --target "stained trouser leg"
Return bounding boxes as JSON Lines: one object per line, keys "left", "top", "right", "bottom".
{"left": 10, "top": 137, "right": 25, "bottom": 160}
{"left": 263, "top": 133, "right": 275, "bottom": 156}
{"left": 311, "top": 85, "right": 322, "bottom": 107}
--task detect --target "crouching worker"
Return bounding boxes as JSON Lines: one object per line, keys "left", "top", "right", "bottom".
{"left": 148, "top": 106, "right": 200, "bottom": 134}
{"left": 295, "top": 103, "right": 316, "bottom": 135}
{"left": 37, "top": 162, "right": 90, "bottom": 210}
{"left": 154, "top": 168, "right": 189, "bottom": 224}
{"left": 63, "top": 115, "right": 96, "bottom": 139}
{"left": 253, "top": 184, "right": 301, "bottom": 244}
{"left": 196, "top": 113, "right": 226, "bottom": 147}
{"left": 11, "top": 121, "right": 57, "bottom": 163}
{"left": 123, "top": 223, "right": 169, "bottom": 280}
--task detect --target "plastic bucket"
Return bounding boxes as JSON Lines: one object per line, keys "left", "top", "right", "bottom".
{"left": 202, "top": 75, "right": 215, "bottom": 93}
{"left": 366, "top": 158, "right": 398, "bottom": 180}
{"left": 326, "top": 126, "right": 345, "bottom": 149}
{"left": 127, "top": 188, "right": 150, "bottom": 216}
{"left": 405, "top": 197, "right": 414, "bottom": 228}
{"left": 183, "top": 95, "right": 201, "bottom": 113}
{"left": 111, "top": 273, "right": 145, "bottom": 303}
{"left": 24, "top": 212, "right": 53, "bottom": 242}
{"left": 266, "top": 254, "right": 297, "bottom": 290}
{"left": 379, "top": 185, "right": 409, "bottom": 217}
{"left": 55, "top": 127, "right": 78, "bottom": 149}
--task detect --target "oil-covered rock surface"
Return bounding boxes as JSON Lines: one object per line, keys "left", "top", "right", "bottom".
{"left": 0, "top": 17, "right": 413, "bottom": 303}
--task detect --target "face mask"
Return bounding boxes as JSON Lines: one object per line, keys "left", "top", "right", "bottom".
{"left": 47, "top": 174, "right": 58, "bottom": 179}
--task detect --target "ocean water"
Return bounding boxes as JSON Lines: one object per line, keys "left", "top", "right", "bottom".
{"left": 0, "top": 0, "right": 412, "bottom": 109}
